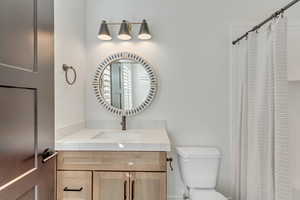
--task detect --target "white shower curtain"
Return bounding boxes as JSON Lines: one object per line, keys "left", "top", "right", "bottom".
{"left": 232, "top": 17, "right": 291, "bottom": 200}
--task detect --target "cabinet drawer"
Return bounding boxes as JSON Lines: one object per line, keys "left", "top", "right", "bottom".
{"left": 57, "top": 171, "right": 92, "bottom": 200}
{"left": 57, "top": 151, "right": 167, "bottom": 171}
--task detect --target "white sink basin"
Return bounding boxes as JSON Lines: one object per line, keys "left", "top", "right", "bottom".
{"left": 55, "top": 129, "right": 171, "bottom": 152}
{"left": 91, "top": 131, "right": 143, "bottom": 140}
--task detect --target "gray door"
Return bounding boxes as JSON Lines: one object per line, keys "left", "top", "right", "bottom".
{"left": 0, "top": 0, "right": 55, "bottom": 199}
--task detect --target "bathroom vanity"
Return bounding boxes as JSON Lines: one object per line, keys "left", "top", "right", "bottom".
{"left": 55, "top": 129, "right": 171, "bottom": 200}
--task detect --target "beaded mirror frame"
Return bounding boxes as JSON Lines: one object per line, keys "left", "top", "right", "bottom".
{"left": 92, "top": 52, "right": 157, "bottom": 116}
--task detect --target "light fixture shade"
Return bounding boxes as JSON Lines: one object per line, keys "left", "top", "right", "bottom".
{"left": 118, "top": 20, "right": 132, "bottom": 40}
{"left": 98, "top": 20, "right": 112, "bottom": 40}
{"left": 138, "top": 19, "right": 152, "bottom": 40}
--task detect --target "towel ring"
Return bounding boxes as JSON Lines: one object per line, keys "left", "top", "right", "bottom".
{"left": 62, "top": 64, "right": 77, "bottom": 85}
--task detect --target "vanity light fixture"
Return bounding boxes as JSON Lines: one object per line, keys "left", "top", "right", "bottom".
{"left": 138, "top": 19, "right": 152, "bottom": 40}
{"left": 118, "top": 20, "right": 132, "bottom": 40}
{"left": 98, "top": 20, "right": 112, "bottom": 40}
{"left": 97, "top": 19, "right": 152, "bottom": 41}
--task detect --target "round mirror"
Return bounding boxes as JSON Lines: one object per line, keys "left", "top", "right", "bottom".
{"left": 93, "top": 52, "right": 157, "bottom": 116}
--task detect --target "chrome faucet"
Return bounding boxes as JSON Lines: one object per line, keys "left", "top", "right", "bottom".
{"left": 121, "top": 116, "right": 126, "bottom": 131}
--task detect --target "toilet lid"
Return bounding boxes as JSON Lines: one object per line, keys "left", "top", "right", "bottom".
{"left": 190, "top": 190, "right": 227, "bottom": 200}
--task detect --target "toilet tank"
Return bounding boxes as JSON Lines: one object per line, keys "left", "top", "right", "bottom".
{"left": 176, "top": 147, "right": 221, "bottom": 189}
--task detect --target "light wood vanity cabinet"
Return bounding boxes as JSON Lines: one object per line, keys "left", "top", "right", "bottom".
{"left": 56, "top": 151, "right": 167, "bottom": 200}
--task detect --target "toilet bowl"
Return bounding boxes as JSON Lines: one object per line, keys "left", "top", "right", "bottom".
{"left": 176, "top": 147, "right": 227, "bottom": 200}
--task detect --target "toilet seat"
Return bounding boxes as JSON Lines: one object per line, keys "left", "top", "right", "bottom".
{"left": 190, "top": 189, "right": 227, "bottom": 200}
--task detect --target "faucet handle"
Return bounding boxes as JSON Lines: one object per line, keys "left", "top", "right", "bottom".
{"left": 121, "top": 116, "right": 127, "bottom": 130}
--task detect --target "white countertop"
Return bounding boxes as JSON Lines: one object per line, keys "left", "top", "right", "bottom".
{"left": 55, "top": 128, "right": 171, "bottom": 152}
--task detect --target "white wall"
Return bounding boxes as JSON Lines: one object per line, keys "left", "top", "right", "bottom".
{"left": 287, "top": 23, "right": 300, "bottom": 194}
{"left": 54, "top": 0, "right": 87, "bottom": 131}
{"left": 85, "top": 0, "right": 232, "bottom": 197}
{"left": 289, "top": 82, "right": 300, "bottom": 191}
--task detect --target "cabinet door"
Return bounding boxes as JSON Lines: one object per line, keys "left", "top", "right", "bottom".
{"left": 93, "top": 172, "right": 130, "bottom": 200}
{"left": 57, "top": 171, "right": 92, "bottom": 200}
{"left": 130, "top": 172, "right": 166, "bottom": 200}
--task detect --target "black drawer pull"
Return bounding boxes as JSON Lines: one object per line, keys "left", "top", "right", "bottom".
{"left": 64, "top": 187, "right": 83, "bottom": 192}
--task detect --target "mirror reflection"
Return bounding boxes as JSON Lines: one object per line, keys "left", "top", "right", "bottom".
{"left": 100, "top": 59, "right": 151, "bottom": 110}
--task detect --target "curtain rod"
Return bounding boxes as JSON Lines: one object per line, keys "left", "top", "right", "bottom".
{"left": 232, "top": 0, "right": 300, "bottom": 45}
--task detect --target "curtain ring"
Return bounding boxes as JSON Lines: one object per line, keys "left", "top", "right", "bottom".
{"left": 62, "top": 64, "right": 77, "bottom": 85}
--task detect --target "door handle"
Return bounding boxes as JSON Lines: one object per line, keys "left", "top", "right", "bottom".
{"left": 41, "top": 148, "right": 58, "bottom": 163}
{"left": 131, "top": 180, "right": 135, "bottom": 200}
{"left": 124, "top": 180, "right": 127, "bottom": 200}
{"left": 64, "top": 187, "right": 83, "bottom": 192}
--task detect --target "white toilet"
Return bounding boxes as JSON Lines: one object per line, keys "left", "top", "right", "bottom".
{"left": 176, "top": 147, "right": 227, "bottom": 200}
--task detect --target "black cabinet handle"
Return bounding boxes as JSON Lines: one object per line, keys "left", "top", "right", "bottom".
{"left": 131, "top": 180, "right": 135, "bottom": 200}
{"left": 124, "top": 180, "right": 127, "bottom": 200}
{"left": 63, "top": 187, "right": 83, "bottom": 192}
{"left": 166, "top": 157, "right": 174, "bottom": 171}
